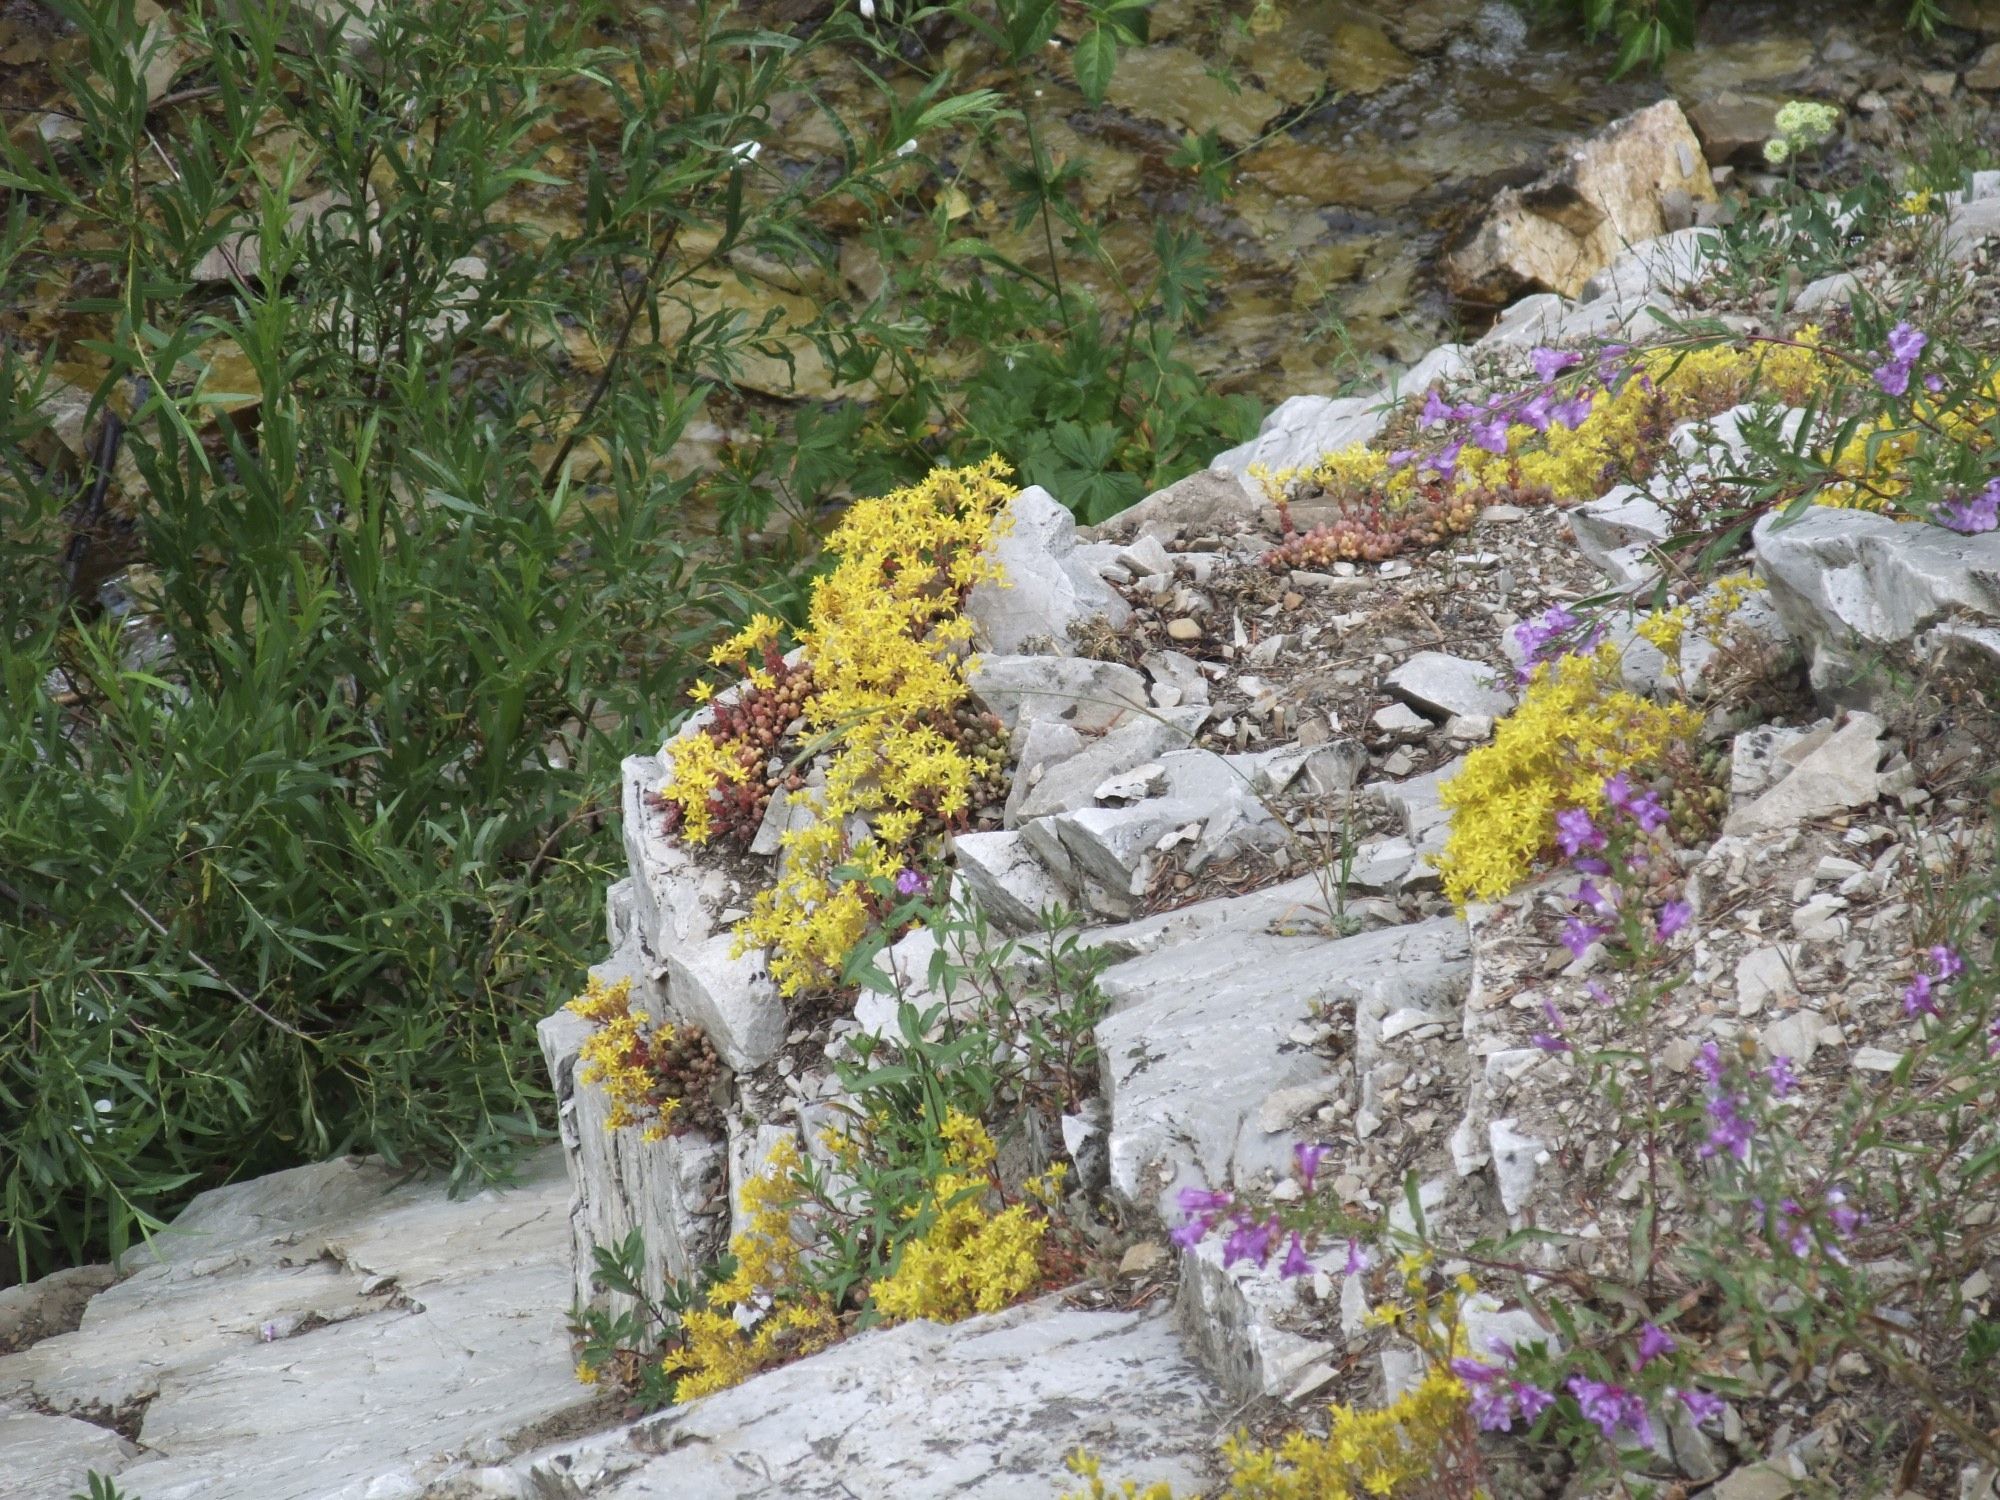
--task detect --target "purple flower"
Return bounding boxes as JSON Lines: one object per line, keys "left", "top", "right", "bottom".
{"left": 1629, "top": 789, "right": 1668, "bottom": 833}
{"left": 1471, "top": 414, "right": 1512, "bottom": 455}
{"left": 1886, "top": 322, "right": 1928, "bottom": 364}
{"left": 1573, "top": 878, "right": 1614, "bottom": 914}
{"left": 1561, "top": 916, "right": 1607, "bottom": 959}
{"left": 1512, "top": 605, "right": 1581, "bottom": 677}
{"left": 1467, "top": 1382, "right": 1517, "bottom": 1432}
{"left": 1388, "top": 447, "right": 1416, "bottom": 468}
{"left": 1874, "top": 359, "right": 1912, "bottom": 397}
{"left": 1693, "top": 1040, "right": 1724, "bottom": 1084}
{"left": 1635, "top": 1322, "right": 1676, "bottom": 1368}
{"left": 1531, "top": 346, "right": 1583, "bottom": 382}
{"left": 1825, "top": 1186, "right": 1863, "bottom": 1238}
{"left": 1655, "top": 899, "right": 1693, "bottom": 942}
{"left": 1930, "top": 945, "right": 1965, "bottom": 980}
{"left": 1765, "top": 1055, "right": 1799, "bottom": 1098}
{"left": 1904, "top": 971, "right": 1939, "bottom": 1019}
{"left": 1602, "top": 773, "right": 1636, "bottom": 814}
{"left": 1513, "top": 1380, "right": 1556, "bottom": 1424}
{"left": 1420, "top": 389, "right": 1453, "bottom": 427}
{"left": 1672, "top": 1388, "right": 1726, "bottom": 1424}
{"left": 1934, "top": 480, "right": 2000, "bottom": 535}
{"left": 1555, "top": 808, "right": 1603, "bottom": 858}
{"left": 1701, "top": 1090, "right": 1754, "bottom": 1162}
{"left": 1293, "top": 1141, "right": 1328, "bottom": 1191}
{"left": 1177, "top": 1186, "right": 1233, "bottom": 1215}
{"left": 1989, "top": 1014, "right": 2000, "bottom": 1057}
{"left": 1551, "top": 391, "right": 1594, "bottom": 430}
{"left": 1169, "top": 1216, "right": 1210, "bottom": 1250}
{"left": 1278, "top": 1232, "right": 1312, "bottom": 1279}
{"left": 895, "top": 867, "right": 929, "bottom": 897}
{"left": 1452, "top": 1356, "right": 1501, "bottom": 1386}
{"left": 1222, "top": 1214, "right": 1277, "bottom": 1269}
{"left": 1924, "top": 371, "right": 1946, "bottom": 394}
{"left": 1587, "top": 981, "right": 1614, "bottom": 1007}
{"left": 1533, "top": 998, "right": 1570, "bottom": 1053}
{"left": 1520, "top": 391, "right": 1555, "bottom": 433}
{"left": 1342, "top": 1238, "right": 1371, "bottom": 1276}
{"left": 1420, "top": 438, "right": 1464, "bottom": 480}
{"left": 1566, "top": 1376, "right": 1653, "bottom": 1446}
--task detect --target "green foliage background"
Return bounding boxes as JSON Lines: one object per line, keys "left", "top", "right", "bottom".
{"left": 0, "top": 0, "right": 1250, "bottom": 1280}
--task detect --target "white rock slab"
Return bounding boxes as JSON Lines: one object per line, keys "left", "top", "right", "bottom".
{"left": 1753, "top": 506, "right": 2000, "bottom": 703}
{"left": 1384, "top": 652, "right": 1515, "bottom": 720}
{"left": 949, "top": 829, "right": 1073, "bottom": 932}
{"left": 0, "top": 1154, "right": 601, "bottom": 1500}
{"left": 1724, "top": 713, "right": 1883, "bottom": 836}
{"left": 1097, "top": 918, "right": 1470, "bottom": 1222}
{"left": 3, "top": 1406, "right": 139, "bottom": 1500}
{"left": 967, "top": 654, "right": 1150, "bottom": 733}
{"left": 966, "top": 485, "right": 1132, "bottom": 654}
{"left": 1210, "top": 393, "right": 1390, "bottom": 480}
{"left": 493, "top": 1298, "right": 1221, "bottom": 1498}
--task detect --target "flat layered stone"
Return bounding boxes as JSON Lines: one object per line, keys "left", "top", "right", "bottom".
{"left": 492, "top": 1298, "right": 1222, "bottom": 1498}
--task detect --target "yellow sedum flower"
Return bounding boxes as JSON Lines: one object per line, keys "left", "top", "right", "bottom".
{"left": 735, "top": 458, "right": 1016, "bottom": 994}
{"left": 1061, "top": 1367, "right": 1471, "bottom": 1500}
{"left": 1435, "top": 643, "right": 1700, "bottom": 909}
{"left": 664, "top": 1136, "right": 839, "bottom": 1403}
{"left": 566, "top": 975, "right": 681, "bottom": 1141}
{"left": 871, "top": 1110, "right": 1051, "bottom": 1325}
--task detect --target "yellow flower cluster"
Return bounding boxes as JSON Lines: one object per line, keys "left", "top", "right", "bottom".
{"left": 1265, "top": 330, "right": 1833, "bottom": 537}
{"left": 665, "top": 1136, "right": 839, "bottom": 1402}
{"left": 870, "top": 1110, "right": 1053, "bottom": 1324}
{"left": 1436, "top": 644, "right": 1701, "bottom": 908}
{"left": 735, "top": 458, "right": 1016, "bottom": 994}
{"left": 567, "top": 975, "right": 680, "bottom": 1141}
{"left": 662, "top": 614, "right": 791, "bottom": 844}
{"left": 1817, "top": 367, "right": 2000, "bottom": 513}
{"left": 1059, "top": 1370, "right": 1471, "bottom": 1500}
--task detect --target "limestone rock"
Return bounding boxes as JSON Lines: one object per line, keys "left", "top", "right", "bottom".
{"left": 1003, "top": 717, "right": 1088, "bottom": 826}
{"left": 1211, "top": 393, "right": 1389, "bottom": 481}
{"left": 1097, "top": 918, "right": 1469, "bottom": 1222}
{"left": 0, "top": 1264, "right": 119, "bottom": 1356}
{"left": 1093, "top": 469, "right": 1271, "bottom": 544}
{"left": 3, "top": 1407, "right": 139, "bottom": 1500}
{"left": 495, "top": 1298, "right": 1221, "bottom": 1498}
{"left": 1724, "top": 713, "right": 1884, "bottom": 836}
{"left": 1945, "top": 195, "right": 2000, "bottom": 263}
{"left": 660, "top": 932, "right": 784, "bottom": 1073}
{"left": 0, "top": 1154, "right": 599, "bottom": 1500}
{"left": 1753, "top": 507, "right": 2000, "bottom": 703}
{"left": 1572, "top": 484, "right": 1672, "bottom": 582}
{"left": 1444, "top": 102, "right": 1716, "bottom": 303}
{"left": 1488, "top": 1118, "right": 1545, "bottom": 1216}
{"left": 1384, "top": 651, "right": 1514, "bottom": 721}
{"left": 1579, "top": 227, "right": 1724, "bottom": 310}
{"left": 1014, "top": 709, "right": 1207, "bottom": 823}
{"left": 967, "top": 654, "right": 1150, "bottom": 733}
{"left": 540, "top": 1004, "right": 728, "bottom": 1315}
{"left": 1174, "top": 1235, "right": 1336, "bottom": 1402}
{"left": 949, "top": 829, "right": 1073, "bottom": 932}
{"left": 966, "top": 485, "right": 1131, "bottom": 654}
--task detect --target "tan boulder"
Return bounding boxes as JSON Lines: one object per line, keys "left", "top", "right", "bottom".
{"left": 1443, "top": 100, "right": 1716, "bottom": 305}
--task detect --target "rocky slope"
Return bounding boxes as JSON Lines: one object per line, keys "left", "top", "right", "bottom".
{"left": 7, "top": 124, "right": 2000, "bottom": 1500}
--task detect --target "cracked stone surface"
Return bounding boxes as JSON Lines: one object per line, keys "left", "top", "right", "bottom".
{"left": 0, "top": 1152, "right": 602, "bottom": 1500}
{"left": 475, "top": 1297, "right": 1222, "bottom": 1499}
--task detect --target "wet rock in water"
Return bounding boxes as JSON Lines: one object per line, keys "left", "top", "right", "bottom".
{"left": 1444, "top": 101, "right": 1717, "bottom": 303}
{"left": 1106, "top": 45, "right": 1281, "bottom": 148}
{"left": 1968, "top": 43, "right": 2000, "bottom": 91}
{"left": 1684, "top": 91, "right": 1785, "bottom": 166}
